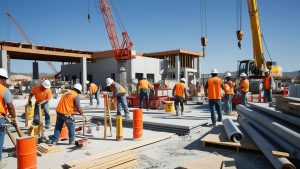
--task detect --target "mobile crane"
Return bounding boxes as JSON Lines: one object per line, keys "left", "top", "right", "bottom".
{"left": 236, "top": 0, "right": 282, "bottom": 93}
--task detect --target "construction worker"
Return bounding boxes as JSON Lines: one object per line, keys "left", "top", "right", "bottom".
{"left": 205, "top": 68, "right": 222, "bottom": 126}
{"left": 238, "top": 73, "right": 249, "bottom": 106}
{"left": 51, "top": 83, "right": 84, "bottom": 145}
{"left": 263, "top": 69, "right": 274, "bottom": 103}
{"left": 86, "top": 81, "right": 100, "bottom": 106}
{"left": 172, "top": 78, "right": 188, "bottom": 116}
{"left": 138, "top": 76, "right": 152, "bottom": 111}
{"left": 106, "top": 78, "right": 130, "bottom": 119}
{"left": 0, "top": 68, "right": 16, "bottom": 167}
{"left": 28, "top": 79, "right": 52, "bottom": 129}
{"left": 222, "top": 72, "right": 235, "bottom": 115}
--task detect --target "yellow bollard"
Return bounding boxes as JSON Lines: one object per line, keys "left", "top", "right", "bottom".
{"left": 116, "top": 115, "right": 123, "bottom": 141}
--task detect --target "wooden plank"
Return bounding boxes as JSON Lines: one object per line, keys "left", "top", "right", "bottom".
{"left": 272, "top": 151, "right": 295, "bottom": 159}
{"left": 110, "top": 159, "right": 138, "bottom": 169}
{"left": 177, "top": 155, "right": 236, "bottom": 169}
{"left": 65, "top": 133, "right": 173, "bottom": 168}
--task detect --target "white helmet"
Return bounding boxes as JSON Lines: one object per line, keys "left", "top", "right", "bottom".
{"left": 180, "top": 78, "right": 186, "bottom": 82}
{"left": 240, "top": 73, "right": 247, "bottom": 77}
{"left": 85, "top": 80, "right": 90, "bottom": 85}
{"left": 73, "top": 83, "right": 82, "bottom": 93}
{"left": 106, "top": 78, "right": 114, "bottom": 86}
{"left": 0, "top": 68, "right": 8, "bottom": 79}
{"left": 263, "top": 69, "right": 270, "bottom": 73}
{"left": 42, "top": 80, "right": 51, "bottom": 88}
{"left": 211, "top": 68, "right": 218, "bottom": 74}
{"left": 224, "top": 72, "right": 232, "bottom": 78}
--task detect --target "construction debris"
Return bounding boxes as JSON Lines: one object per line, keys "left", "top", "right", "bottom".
{"left": 276, "top": 96, "right": 300, "bottom": 117}
{"left": 36, "top": 143, "right": 63, "bottom": 156}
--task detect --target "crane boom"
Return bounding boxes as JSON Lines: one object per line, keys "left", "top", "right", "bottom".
{"left": 98, "top": 0, "right": 133, "bottom": 60}
{"left": 246, "top": 0, "right": 267, "bottom": 70}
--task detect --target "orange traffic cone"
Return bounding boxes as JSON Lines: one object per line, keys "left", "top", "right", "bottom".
{"left": 250, "top": 93, "right": 254, "bottom": 102}
{"left": 258, "top": 90, "right": 262, "bottom": 103}
{"left": 283, "top": 85, "right": 287, "bottom": 96}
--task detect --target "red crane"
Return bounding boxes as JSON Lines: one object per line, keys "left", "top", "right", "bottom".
{"left": 6, "top": 13, "right": 61, "bottom": 78}
{"left": 98, "top": 0, "right": 134, "bottom": 60}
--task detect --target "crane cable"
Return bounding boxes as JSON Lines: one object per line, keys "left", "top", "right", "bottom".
{"left": 110, "top": 0, "right": 126, "bottom": 34}
{"left": 261, "top": 34, "right": 273, "bottom": 62}
{"left": 200, "top": 0, "right": 207, "bottom": 56}
{"left": 236, "top": 0, "right": 243, "bottom": 49}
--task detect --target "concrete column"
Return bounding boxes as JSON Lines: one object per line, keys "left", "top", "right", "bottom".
{"left": 117, "top": 61, "right": 128, "bottom": 92}
{"left": 33, "top": 62, "right": 39, "bottom": 80}
{"left": 0, "top": 50, "right": 8, "bottom": 70}
{"left": 81, "top": 57, "right": 87, "bottom": 93}
{"left": 197, "top": 57, "right": 202, "bottom": 81}
{"left": 175, "top": 55, "right": 180, "bottom": 81}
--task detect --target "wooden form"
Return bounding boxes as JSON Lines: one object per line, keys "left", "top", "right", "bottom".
{"left": 65, "top": 133, "right": 173, "bottom": 168}
{"left": 276, "top": 96, "right": 300, "bottom": 117}
{"left": 177, "top": 155, "right": 236, "bottom": 169}
{"left": 103, "top": 94, "right": 113, "bottom": 139}
{"left": 36, "top": 143, "right": 63, "bottom": 156}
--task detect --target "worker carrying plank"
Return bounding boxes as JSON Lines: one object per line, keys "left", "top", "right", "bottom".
{"left": 28, "top": 79, "right": 52, "bottom": 129}
{"left": 262, "top": 69, "right": 274, "bottom": 103}
{"left": 0, "top": 68, "right": 17, "bottom": 167}
{"left": 86, "top": 81, "right": 100, "bottom": 107}
{"left": 137, "top": 76, "right": 153, "bottom": 111}
{"left": 50, "top": 83, "right": 85, "bottom": 145}
{"left": 237, "top": 73, "right": 249, "bottom": 106}
{"left": 172, "top": 78, "right": 188, "bottom": 116}
{"left": 222, "top": 72, "right": 235, "bottom": 115}
{"left": 106, "top": 78, "right": 130, "bottom": 119}
{"left": 205, "top": 68, "right": 223, "bottom": 126}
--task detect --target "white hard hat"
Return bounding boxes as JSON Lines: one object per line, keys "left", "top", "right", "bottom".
{"left": 224, "top": 72, "right": 232, "bottom": 78}
{"left": 211, "top": 68, "right": 218, "bottom": 74}
{"left": 106, "top": 78, "right": 114, "bottom": 86}
{"left": 0, "top": 68, "right": 8, "bottom": 79}
{"left": 73, "top": 83, "right": 82, "bottom": 93}
{"left": 264, "top": 69, "right": 270, "bottom": 73}
{"left": 180, "top": 78, "right": 186, "bottom": 82}
{"left": 240, "top": 73, "right": 247, "bottom": 77}
{"left": 86, "top": 80, "right": 90, "bottom": 85}
{"left": 42, "top": 80, "right": 51, "bottom": 88}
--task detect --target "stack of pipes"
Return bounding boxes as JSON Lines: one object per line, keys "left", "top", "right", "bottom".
{"left": 237, "top": 105, "right": 299, "bottom": 169}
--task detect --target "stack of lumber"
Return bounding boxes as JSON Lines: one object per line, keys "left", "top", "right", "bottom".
{"left": 37, "top": 143, "right": 63, "bottom": 156}
{"left": 65, "top": 150, "right": 138, "bottom": 169}
{"left": 276, "top": 96, "right": 300, "bottom": 117}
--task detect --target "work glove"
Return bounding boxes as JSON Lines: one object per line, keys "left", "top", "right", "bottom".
{"left": 11, "top": 117, "right": 17, "bottom": 124}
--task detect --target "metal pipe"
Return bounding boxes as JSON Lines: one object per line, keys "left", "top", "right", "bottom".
{"left": 248, "top": 102, "right": 300, "bottom": 127}
{"left": 238, "top": 116, "right": 295, "bottom": 169}
{"left": 239, "top": 113, "right": 300, "bottom": 159}
{"left": 237, "top": 105, "right": 300, "bottom": 150}
{"left": 222, "top": 118, "right": 243, "bottom": 142}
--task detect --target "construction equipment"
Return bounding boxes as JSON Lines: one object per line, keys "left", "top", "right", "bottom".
{"left": 27, "top": 104, "right": 47, "bottom": 143}
{"left": 235, "top": 0, "right": 282, "bottom": 93}
{"left": 6, "top": 13, "right": 61, "bottom": 79}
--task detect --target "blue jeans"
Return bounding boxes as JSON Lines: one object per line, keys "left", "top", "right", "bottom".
{"left": 139, "top": 89, "right": 149, "bottom": 110}
{"left": 0, "top": 118, "right": 6, "bottom": 160}
{"left": 117, "top": 94, "right": 129, "bottom": 116}
{"left": 224, "top": 94, "right": 233, "bottom": 114}
{"left": 53, "top": 113, "right": 75, "bottom": 142}
{"left": 264, "top": 89, "right": 272, "bottom": 102}
{"left": 241, "top": 92, "right": 248, "bottom": 106}
{"left": 33, "top": 102, "right": 50, "bottom": 126}
{"left": 90, "top": 90, "right": 100, "bottom": 105}
{"left": 209, "top": 99, "right": 222, "bottom": 124}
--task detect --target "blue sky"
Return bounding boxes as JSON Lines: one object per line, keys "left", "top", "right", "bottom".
{"left": 0, "top": 0, "right": 299, "bottom": 74}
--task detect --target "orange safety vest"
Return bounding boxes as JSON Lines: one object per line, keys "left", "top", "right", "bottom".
{"left": 89, "top": 83, "right": 98, "bottom": 94}
{"left": 56, "top": 90, "right": 78, "bottom": 115}
{"left": 240, "top": 79, "right": 249, "bottom": 92}
{"left": 0, "top": 84, "right": 8, "bottom": 115}
{"left": 139, "top": 79, "right": 151, "bottom": 90}
{"left": 264, "top": 76, "right": 271, "bottom": 90}
{"left": 207, "top": 77, "right": 222, "bottom": 99}
{"left": 174, "top": 82, "right": 186, "bottom": 97}
{"left": 31, "top": 85, "right": 52, "bottom": 102}
{"left": 224, "top": 81, "right": 235, "bottom": 95}
{"left": 111, "top": 82, "right": 126, "bottom": 95}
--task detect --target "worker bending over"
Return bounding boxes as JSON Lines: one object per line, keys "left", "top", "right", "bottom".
{"left": 51, "top": 84, "right": 84, "bottom": 145}
{"left": 138, "top": 76, "right": 152, "bottom": 111}
{"left": 205, "top": 68, "right": 222, "bottom": 126}
{"left": 238, "top": 73, "right": 249, "bottom": 106}
{"left": 0, "top": 68, "right": 17, "bottom": 167}
{"left": 263, "top": 69, "right": 274, "bottom": 103}
{"left": 172, "top": 78, "right": 188, "bottom": 116}
{"left": 222, "top": 72, "right": 235, "bottom": 115}
{"left": 86, "top": 81, "right": 100, "bottom": 106}
{"left": 28, "top": 80, "right": 52, "bottom": 129}
{"left": 106, "top": 78, "right": 130, "bottom": 119}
